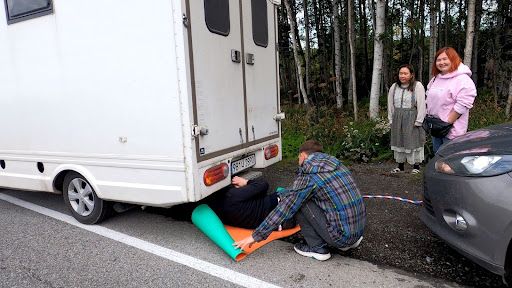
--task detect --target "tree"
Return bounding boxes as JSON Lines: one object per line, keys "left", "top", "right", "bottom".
{"left": 283, "top": 0, "right": 308, "bottom": 105}
{"left": 333, "top": 0, "right": 343, "bottom": 108}
{"left": 507, "top": 75, "right": 512, "bottom": 119}
{"left": 428, "top": 0, "right": 439, "bottom": 74}
{"left": 347, "top": 0, "right": 358, "bottom": 120}
{"left": 369, "top": 0, "right": 386, "bottom": 119}
{"left": 463, "top": 0, "right": 476, "bottom": 67}
{"left": 303, "top": 0, "right": 311, "bottom": 95}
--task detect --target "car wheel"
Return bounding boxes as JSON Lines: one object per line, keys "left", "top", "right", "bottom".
{"left": 63, "top": 172, "right": 111, "bottom": 224}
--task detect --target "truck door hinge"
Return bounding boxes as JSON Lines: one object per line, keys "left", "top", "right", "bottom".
{"left": 192, "top": 125, "right": 208, "bottom": 137}
{"left": 182, "top": 14, "right": 189, "bottom": 27}
{"left": 273, "top": 112, "right": 286, "bottom": 121}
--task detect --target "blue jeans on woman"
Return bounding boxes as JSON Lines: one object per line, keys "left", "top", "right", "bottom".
{"left": 432, "top": 136, "right": 450, "bottom": 153}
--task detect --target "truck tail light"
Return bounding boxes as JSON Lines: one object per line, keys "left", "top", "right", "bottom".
{"left": 203, "top": 163, "right": 229, "bottom": 186}
{"left": 264, "top": 144, "right": 279, "bottom": 160}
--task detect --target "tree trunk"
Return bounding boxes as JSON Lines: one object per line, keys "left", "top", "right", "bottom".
{"left": 444, "top": 0, "right": 449, "bottom": 47}
{"left": 507, "top": 75, "right": 512, "bottom": 119}
{"left": 348, "top": 0, "right": 358, "bottom": 120}
{"left": 312, "top": 0, "right": 326, "bottom": 83}
{"left": 382, "top": 2, "right": 391, "bottom": 92}
{"left": 342, "top": 0, "right": 351, "bottom": 103}
{"left": 333, "top": 0, "right": 343, "bottom": 108}
{"left": 471, "top": 0, "right": 483, "bottom": 83}
{"left": 409, "top": 0, "right": 416, "bottom": 65}
{"left": 369, "top": 0, "right": 386, "bottom": 120}
{"left": 419, "top": 0, "right": 426, "bottom": 83}
{"left": 283, "top": 0, "right": 308, "bottom": 105}
{"left": 463, "top": 0, "right": 476, "bottom": 67}
{"left": 304, "top": 0, "right": 311, "bottom": 95}
{"left": 456, "top": 0, "right": 464, "bottom": 53}
{"left": 429, "top": 0, "right": 438, "bottom": 76}
{"left": 359, "top": 0, "right": 371, "bottom": 95}
{"left": 400, "top": 0, "right": 405, "bottom": 62}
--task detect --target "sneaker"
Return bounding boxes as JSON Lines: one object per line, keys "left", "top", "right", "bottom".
{"left": 339, "top": 236, "right": 363, "bottom": 252}
{"left": 293, "top": 243, "right": 331, "bottom": 261}
{"left": 390, "top": 168, "right": 404, "bottom": 173}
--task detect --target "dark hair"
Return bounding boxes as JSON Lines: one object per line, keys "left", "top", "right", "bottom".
{"left": 299, "top": 140, "right": 323, "bottom": 154}
{"left": 431, "top": 47, "right": 462, "bottom": 76}
{"left": 395, "top": 64, "right": 416, "bottom": 92}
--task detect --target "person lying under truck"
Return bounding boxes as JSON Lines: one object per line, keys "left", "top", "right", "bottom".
{"left": 208, "top": 176, "right": 295, "bottom": 230}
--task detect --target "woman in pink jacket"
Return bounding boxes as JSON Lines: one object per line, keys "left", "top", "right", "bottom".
{"left": 426, "top": 47, "right": 477, "bottom": 153}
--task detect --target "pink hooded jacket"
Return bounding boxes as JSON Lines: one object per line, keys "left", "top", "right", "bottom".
{"left": 426, "top": 63, "right": 477, "bottom": 139}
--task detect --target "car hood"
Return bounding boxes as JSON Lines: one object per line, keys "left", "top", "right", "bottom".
{"left": 438, "top": 122, "right": 512, "bottom": 157}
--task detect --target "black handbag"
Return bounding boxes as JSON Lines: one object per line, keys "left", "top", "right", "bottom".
{"left": 422, "top": 115, "right": 452, "bottom": 138}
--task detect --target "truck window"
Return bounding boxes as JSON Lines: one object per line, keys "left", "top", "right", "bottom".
{"left": 4, "top": 0, "right": 53, "bottom": 24}
{"left": 251, "top": 0, "right": 268, "bottom": 47}
{"left": 204, "top": 0, "right": 230, "bottom": 36}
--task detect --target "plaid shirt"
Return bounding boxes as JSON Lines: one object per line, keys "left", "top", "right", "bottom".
{"left": 252, "top": 152, "right": 366, "bottom": 246}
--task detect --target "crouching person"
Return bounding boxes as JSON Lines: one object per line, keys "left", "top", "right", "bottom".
{"left": 234, "top": 140, "right": 366, "bottom": 261}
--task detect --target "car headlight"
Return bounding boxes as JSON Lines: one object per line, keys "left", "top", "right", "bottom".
{"left": 435, "top": 155, "right": 512, "bottom": 176}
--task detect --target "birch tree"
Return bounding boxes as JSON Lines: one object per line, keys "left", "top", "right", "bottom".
{"left": 283, "top": 0, "right": 308, "bottom": 105}
{"left": 428, "top": 0, "right": 438, "bottom": 74}
{"left": 369, "top": 0, "right": 386, "bottom": 119}
{"left": 347, "top": 0, "right": 358, "bottom": 120}
{"left": 303, "top": 0, "right": 311, "bottom": 95}
{"left": 463, "top": 0, "right": 476, "bottom": 67}
{"left": 507, "top": 75, "right": 512, "bottom": 119}
{"left": 333, "top": 0, "right": 343, "bottom": 108}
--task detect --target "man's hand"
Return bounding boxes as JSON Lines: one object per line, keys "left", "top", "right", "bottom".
{"left": 233, "top": 235, "right": 255, "bottom": 250}
{"left": 232, "top": 176, "right": 248, "bottom": 188}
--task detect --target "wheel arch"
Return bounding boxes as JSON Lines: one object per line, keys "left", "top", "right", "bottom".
{"left": 51, "top": 165, "right": 103, "bottom": 198}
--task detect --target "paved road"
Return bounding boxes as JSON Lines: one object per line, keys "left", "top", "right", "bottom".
{"left": 0, "top": 189, "right": 460, "bottom": 288}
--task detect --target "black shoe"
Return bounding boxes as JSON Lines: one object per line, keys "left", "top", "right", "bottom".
{"left": 293, "top": 243, "right": 331, "bottom": 261}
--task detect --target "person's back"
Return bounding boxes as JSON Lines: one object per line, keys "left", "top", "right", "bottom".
{"left": 300, "top": 152, "right": 366, "bottom": 245}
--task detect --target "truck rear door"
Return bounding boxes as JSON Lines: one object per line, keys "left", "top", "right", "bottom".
{"left": 242, "top": 0, "right": 279, "bottom": 144}
{"left": 187, "top": 0, "right": 279, "bottom": 161}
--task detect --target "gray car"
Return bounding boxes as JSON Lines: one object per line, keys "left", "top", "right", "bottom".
{"left": 420, "top": 122, "right": 512, "bottom": 285}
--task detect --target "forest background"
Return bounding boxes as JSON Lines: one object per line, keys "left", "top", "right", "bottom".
{"left": 278, "top": 0, "right": 512, "bottom": 162}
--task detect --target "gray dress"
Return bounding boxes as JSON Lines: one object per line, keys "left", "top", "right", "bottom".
{"left": 387, "top": 82, "right": 426, "bottom": 164}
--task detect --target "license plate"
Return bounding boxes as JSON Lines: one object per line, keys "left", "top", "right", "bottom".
{"left": 231, "top": 154, "right": 256, "bottom": 174}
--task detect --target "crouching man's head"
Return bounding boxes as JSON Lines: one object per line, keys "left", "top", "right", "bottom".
{"left": 298, "top": 140, "right": 323, "bottom": 165}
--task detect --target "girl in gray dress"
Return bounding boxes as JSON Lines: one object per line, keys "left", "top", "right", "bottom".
{"left": 387, "top": 64, "right": 426, "bottom": 174}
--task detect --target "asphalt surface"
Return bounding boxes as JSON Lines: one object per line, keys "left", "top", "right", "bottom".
{"left": 0, "top": 188, "right": 459, "bottom": 288}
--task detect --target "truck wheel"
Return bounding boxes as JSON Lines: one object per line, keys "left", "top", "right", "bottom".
{"left": 63, "top": 172, "right": 110, "bottom": 224}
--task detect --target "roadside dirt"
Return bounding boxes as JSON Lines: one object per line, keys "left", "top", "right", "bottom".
{"left": 151, "top": 159, "right": 506, "bottom": 287}
{"left": 263, "top": 159, "right": 505, "bottom": 287}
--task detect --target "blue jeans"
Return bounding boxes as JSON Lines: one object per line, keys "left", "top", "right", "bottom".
{"left": 432, "top": 136, "right": 450, "bottom": 153}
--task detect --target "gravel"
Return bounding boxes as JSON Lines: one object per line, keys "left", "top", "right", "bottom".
{"left": 262, "top": 159, "right": 506, "bottom": 288}
{"left": 153, "top": 159, "right": 507, "bottom": 287}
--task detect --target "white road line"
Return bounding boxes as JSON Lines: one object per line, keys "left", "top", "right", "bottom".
{"left": 0, "top": 193, "right": 281, "bottom": 288}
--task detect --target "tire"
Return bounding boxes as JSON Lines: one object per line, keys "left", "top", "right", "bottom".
{"left": 63, "top": 172, "right": 111, "bottom": 224}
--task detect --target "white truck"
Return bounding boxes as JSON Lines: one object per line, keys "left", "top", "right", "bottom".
{"left": 0, "top": 0, "right": 283, "bottom": 224}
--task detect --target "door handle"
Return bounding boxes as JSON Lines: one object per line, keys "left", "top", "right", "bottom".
{"left": 246, "top": 53, "right": 255, "bottom": 65}
{"left": 231, "top": 49, "right": 241, "bottom": 63}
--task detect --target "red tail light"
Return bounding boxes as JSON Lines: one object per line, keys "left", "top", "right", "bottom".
{"left": 264, "top": 144, "right": 279, "bottom": 160}
{"left": 203, "top": 163, "right": 229, "bottom": 186}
